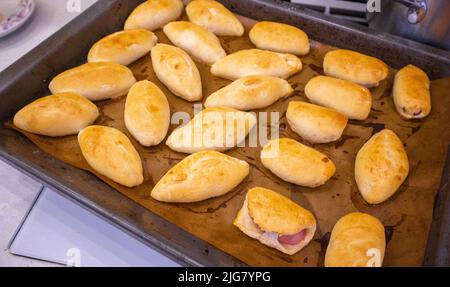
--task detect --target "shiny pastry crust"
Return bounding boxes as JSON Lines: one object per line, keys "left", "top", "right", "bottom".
{"left": 166, "top": 106, "right": 257, "bottom": 154}
{"left": 124, "top": 80, "right": 170, "bottom": 146}
{"left": 49, "top": 62, "right": 136, "bottom": 101}
{"left": 204, "top": 75, "right": 293, "bottom": 110}
{"left": 163, "top": 21, "right": 226, "bottom": 65}
{"left": 287, "top": 101, "right": 348, "bottom": 143}
{"left": 325, "top": 212, "right": 386, "bottom": 267}
{"left": 249, "top": 21, "right": 310, "bottom": 55}
{"left": 210, "top": 49, "right": 302, "bottom": 80}
{"left": 393, "top": 64, "right": 431, "bottom": 119}
{"left": 260, "top": 138, "right": 336, "bottom": 187}
{"left": 186, "top": 0, "right": 244, "bottom": 36}
{"left": 233, "top": 187, "right": 316, "bottom": 255}
{"left": 355, "top": 129, "right": 409, "bottom": 204}
{"left": 78, "top": 125, "right": 144, "bottom": 187}
{"left": 323, "top": 49, "right": 389, "bottom": 87}
{"left": 151, "top": 150, "right": 249, "bottom": 202}
{"left": 88, "top": 29, "right": 158, "bottom": 66}
{"left": 13, "top": 92, "right": 99, "bottom": 137}
{"left": 124, "top": 0, "right": 183, "bottom": 31}
{"left": 304, "top": 75, "right": 372, "bottom": 120}
{"left": 151, "top": 43, "right": 202, "bottom": 101}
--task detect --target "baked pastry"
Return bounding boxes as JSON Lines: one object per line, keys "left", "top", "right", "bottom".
{"left": 78, "top": 125, "right": 144, "bottom": 187}
{"left": 13, "top": 92, "right": 99, "bottom": 137}
{"left": 204, "top": 75, "right": 293, "bottom": 110}
{"left": 151, "top": 150, "right": 249, "bottom": 202}
{"left": 87, "top": 29, "right": 157, "bottom": 66}
{"left": 323, "top": 49, "right": 388, "bottom": 87}
{"left": 304, "top": 75, "right": 372, "bottom": 120}
{"left": 151, "top": 43, "right": 202, "bottom": 101}
{"left": 163, "top": 21, "right": 226, "bottom": 65}
{"left": 186, "top": 0, "right": 244, "bottom": 36}
{"left": 124, "top": 0, "right": 183, "bottom": 31}
{"left": 325, "top": 212, "right": 386, "bottom": 267}
{"left": 124, "top": 80, "right": 170, "bottom": 146}
{"left": 355, "top": 129, "right": 409, "bottom": 204}
{"left": 287, "top": 101, "right": 348, "bottom": 143}
{"left": 393, "top": 64, "right": 431, "bottom": 119}
{"left": 210, "top": 49, "right": 302, "bottom": 80}
{"left": 249, "top": 21, "right": 310, "bottom": 55}
{"left": 234, "top": 187, "right": 316, "bottom": 255}
{"left": 49, "top": 62, "right": 136, "bottom": 101}
{"left": 261, "top": 138, "right": 335, "bottom": 187}
{"left": 166, "top": 106, "right": 257, "bottom": 153}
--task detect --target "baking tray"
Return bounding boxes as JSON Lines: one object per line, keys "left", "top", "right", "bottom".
{"left": 0, "top": 0, "right": 449, "bottom": 266}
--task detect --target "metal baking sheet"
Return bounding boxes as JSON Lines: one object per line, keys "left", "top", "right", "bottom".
{"left": 0, "top": 0, "right": 449, "bottom": 266}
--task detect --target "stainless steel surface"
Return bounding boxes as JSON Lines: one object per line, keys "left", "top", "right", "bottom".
{"left": 369, "top": 0, "right": 450, "bottom": 50}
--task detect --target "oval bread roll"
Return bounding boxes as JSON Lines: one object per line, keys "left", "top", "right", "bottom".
{"left": 287, "top": 101, "right": 348, "bottom": 143}
{"left": 234, "top": 187, "right": 316, "bottom": 255}
{"left": 211, "top": 49, "right": 302, "bottom": 80}
{"left": 261, "top": 138, "right": 336, "bottom": 187}
{"left": 249, "top": 21, "right": 310, "bottom": 55}
{"left": 355, "top": 129, "right": 409, "bottom": 204}
{"left": 325, "top": 212, "right": 386, "bottom": 267}
{"left": 204, "top": 75, "right": 293, "bottom": 110}
{"left": 88, "top": 29, "right": 158, "bottom": 66}
{"left": 186, "top": 0, "right": 244, "bottom": 36}
{"left": 151, "top": 43, "right": 202, "bottom": 101}
{"left": 78, "top": 125, "right": 144, "bottom": 187}
{"left": 13, "top": 93, "right": 99, "bottom": 137}
{"left": 305, "top": 76, "right": 372, "bottom": 120}
{"left": 393, "top": 64, "right": 431, "bottom": 119}
{"left": 166, "top": 106, "right": 257, "bottom": 154}
{"left": 163, "top": 21, "right": 226, "bottom": 65}
{"left": 49, "top": 62, "right": 136, "bottom": 101}
{"left": 151, "top": 150, "right": 249, "bottom": 202}
{"left": 323, "top": 49, "right": 389, "bottom": 87}
{"left": 124, "top": 0, "right": 183, "bottom": 31}
{"left": 124, "top": 80, "right": 170, "bottom": 146}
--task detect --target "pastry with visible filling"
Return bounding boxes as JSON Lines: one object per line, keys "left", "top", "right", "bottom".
{"left": 234, "top": 187, "right": 317, "bottom": 255}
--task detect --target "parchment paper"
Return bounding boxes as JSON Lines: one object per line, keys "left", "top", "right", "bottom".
{"left": 7, "top": 16, "right": 450, "bottom": 266}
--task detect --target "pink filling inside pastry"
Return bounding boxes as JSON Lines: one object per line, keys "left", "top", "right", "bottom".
{"left": 278, "top": 229, "right": 307, "bottom": 245}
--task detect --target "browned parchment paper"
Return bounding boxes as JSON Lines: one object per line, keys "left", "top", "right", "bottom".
{"left": 7, "top": 16, "right": 450, "bottom": 266}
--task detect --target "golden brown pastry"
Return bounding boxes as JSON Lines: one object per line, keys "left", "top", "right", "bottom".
{"left": 166, "top": 106, "right": 257, "bottom": 154}
{"left": 323, "top": 49, "right": 389, "bottom": 87}
{"left": 49, "top": 62, "right": 136, "bottom": 101}
{"left": 249, "top": 21, "right": 310, "bottom": 55}
{"left": 210, "top": 49, "right": 302, "bottom": 80}
{"left": 234, "top": 187, "right": 316, "bottom": 255}
{"left": 124, "top": 0, "right": 183, "bottom": 31}
{"left": 304, "top": 75, "right": 372, "bottom": 120}
{"left": 151, "top": 43, "right": 202, "bottom": 101}
{"left": 151, "top": 150, "right": 249, "bottom": 202}
{"left": 13, "top": 93, "right": 99, "bottom": 137}
{"left": 124, "top": 80, "right": 170, "bottom": 146}
{"left": 87, "top": 29, "right": 157, "bottom": 66}
{"left": 78, "top": 125, "right": 143, "bottom": 187}
{"left": 261, "top": 138, "right": 335, "bottom": 187}
{"left": 186, "top": 0, "right": 244, "bottom": 36}
{"left": 325, "top": 212, "right": 386, "bottom": 267}
{"left": 287, "top": 101, "right": 348, "bottom": 143}
{"left": 355, "top": 129, "right": 409, "bottom": 204}
{"left": 163, "top": 21, "right": 226, "bottom": 65}
{"left": 204, "top": 75, "right": 293, "bottom": 110}
{"left": 393, "top": 64, "right": 431, "bottom": 119}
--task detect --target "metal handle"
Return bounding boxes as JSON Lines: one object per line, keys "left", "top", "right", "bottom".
{"left": 393, "top": 0, "right": 427, "bottom": 24}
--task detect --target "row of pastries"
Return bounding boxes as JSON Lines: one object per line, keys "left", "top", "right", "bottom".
{"left": 12, "top": 0, "right": 432, "bottom": 266}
